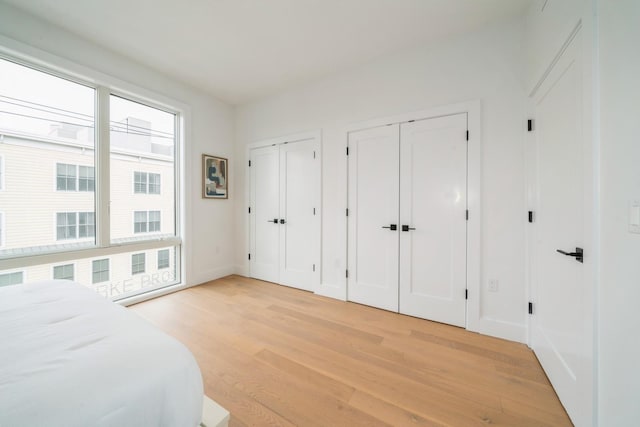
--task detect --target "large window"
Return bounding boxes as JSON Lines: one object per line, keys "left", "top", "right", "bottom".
{"left": 53, "top": 264, "right": 74, "bottom": 281}
{"left": 0, "top": 55, "right": 181, "bottom": 301}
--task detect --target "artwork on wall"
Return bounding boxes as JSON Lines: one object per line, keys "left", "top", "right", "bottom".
{"left": 202, "top": 154, "right": 228, "bottom": 199}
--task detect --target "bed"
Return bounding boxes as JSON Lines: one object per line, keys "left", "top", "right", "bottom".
{"left": 0, "top": 279, "right": 227, "bottom": 427}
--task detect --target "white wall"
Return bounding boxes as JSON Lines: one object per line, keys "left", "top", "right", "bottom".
{"left": 0, "top": 3, "right": 236, "bottom": 287}
{"left": 598, "top": 0, "right": 640, "bottom": 424}
{"left": 235, "top": 20, "right": 528, "bottom": 342}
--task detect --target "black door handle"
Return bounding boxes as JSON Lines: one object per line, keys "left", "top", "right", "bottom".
{"left": 382, "top": 224, "right": 397, "bottom": 231}
{"left": 268, "top": 218, "right": 278, "bottom": 223}
{"left": 556, "top": 247, "right": 583, "bottom": 263}
{"left": 280, "top": 219, "right": 286, "bottom": 224}
{"left": 402, "top": 225, "right": 416, "bottom": 232}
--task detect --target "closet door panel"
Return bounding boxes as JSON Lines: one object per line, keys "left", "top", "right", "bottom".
{"left": 399, "top": 114, "right": 467, "bottom": 327}
{"left": 249, "top": 145, "right": 280, "bottom": 283}
{"left": 347, "top": 124, "right": 400, "bottom": 311}
{"left": 279, "top": 140, "right": 320, "bottom": 291}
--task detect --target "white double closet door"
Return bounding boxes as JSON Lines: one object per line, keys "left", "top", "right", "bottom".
{"left": 347, "top": 114, "right": 468, "bottom": 327}
{"left": 249, "top": 138, "right": 320, "bottom": 292}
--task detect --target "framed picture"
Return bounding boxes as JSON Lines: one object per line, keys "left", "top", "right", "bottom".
{"left": 202, "top": 154, "right": 228, "bottom": 199}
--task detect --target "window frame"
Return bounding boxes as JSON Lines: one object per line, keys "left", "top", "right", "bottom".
{"left": 131, "top": 252, "right": 145, "bottom": 275}
{"left": 91, "top": 258, "right": 110, "bottom": 284}
{"left": 0, "top": 46, "right": 184, "bottom": 302}
{"left": 157, "top": 248, "right": 170, "bottom": 269}
{"left": 0, "top": 270, "right": 25, "bottom": 287}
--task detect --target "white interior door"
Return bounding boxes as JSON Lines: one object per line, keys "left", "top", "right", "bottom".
{"left": 279, "top": 140, "right": 320, "bottom": 291}
{"left": 347, "top": 124, "right": 400, "bottom": 311}
{"left": 532, "top": 31, "right": 592, "bottom": 426}
{"left": 399, "top": 114, "right": 467, "bottom": 327}
{"left": 249, "top": 145, "right": 280, "bottom": 283}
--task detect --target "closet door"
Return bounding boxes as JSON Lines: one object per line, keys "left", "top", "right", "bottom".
{"left": 249, "top": 145, "right": 280, "bottom": 283}
{"left": 347, "top": 124, "right": 400, "bottom": 311}
{"left": 399, "top": 114, "right": 467, "bottom": 327}
{"left": 279, "top": 140, "right": 320, "bottom": 291}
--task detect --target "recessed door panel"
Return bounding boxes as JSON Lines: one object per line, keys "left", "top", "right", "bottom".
{"left": 249, "top": 145, "right": 280, "bottom": 283}
{"left": 279, "top": 140, "right": 320, "bottom": 291}
{"left": 347, "top": 124, "right": 400, "bottom": 311}
{"left": 399, "top": 114, "right": 467, "bottom": 327}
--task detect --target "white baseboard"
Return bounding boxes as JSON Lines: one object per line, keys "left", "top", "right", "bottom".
{"left": 474, "top": 317, "right": 527, "bottom": 343}
{"left": 314, "top": 283, "right": 347, "bottom": 301}
{"left": 233, "top": 265, "right": 249, "bottom": 277}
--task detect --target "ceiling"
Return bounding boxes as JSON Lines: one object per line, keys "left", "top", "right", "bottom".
{"left": 4, "top": 0, "right": 531, "bottom": 105}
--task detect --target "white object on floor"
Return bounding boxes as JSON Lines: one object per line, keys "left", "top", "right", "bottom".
{"left": 200, "top": 395, "right": 230, "bottom": 427}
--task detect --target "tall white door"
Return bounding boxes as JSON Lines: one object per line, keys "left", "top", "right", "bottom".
{"left": 347, "top": 124, "right": 400, "bottom": 311}
{"left": 532, "top": 31, "right": 592, "bottom": 426}
{"left": 399, "top": 114, "right": 467, "bottom": 327}
{"left": 279, "top": 140, "right": 320, "bottom": 291}
{"left": 249, "top": 145, "right": 280, "bottom": 283}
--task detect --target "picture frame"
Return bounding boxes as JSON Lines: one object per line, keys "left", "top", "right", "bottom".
{"left": 202, "top": 154, "right": 228, "bottom": 199}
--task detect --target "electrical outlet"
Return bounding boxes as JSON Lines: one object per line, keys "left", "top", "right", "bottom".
{"left": 488, "top": 279, "right": 499, "bottom": 292}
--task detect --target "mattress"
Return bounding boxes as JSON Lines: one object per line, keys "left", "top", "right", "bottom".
{"left": 0, "top": 280, "right": 203, "bottom": 427}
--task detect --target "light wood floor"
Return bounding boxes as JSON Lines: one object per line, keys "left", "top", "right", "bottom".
{"left": 130, "top": 275, "right": 572, "bottom": 427}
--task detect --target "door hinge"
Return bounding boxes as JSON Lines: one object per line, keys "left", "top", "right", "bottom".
{"left": 466, "top": 130, "right": 469, "bottom": 141}
{"left": 248, "top": 253, "right": 251, "bottom": 260}
{"left": 313, "top": 207, "right": 316, "bottom": 215}
{"left": 528, "top": 211, "right": 534, "bottom": 223}
{"left": 248, "top": 160, "right": 252, "bottom": 167}
{"left": 346, "top": 146, "right": 349, "bottom": 156}
{"left": 346, "top": 270, "right": 349, "bottom": 278}
{"left": 465, "top": 289, "right": 468, "bottom": 300}
{"left": 313, "top": 151, "right": 316, "bottom": 159}
{"left": 466, "top": 210, "right": 469, "bottom": 220}
{"left": 528, "top": 119, "right": 534, "bottom": 132}
{"left": 528, "top": 302, "right": 534, "bottom": 315}
{"left": 346, "top": 208, "right": 349, "bottom": 217}
{"left": 313, "top": 264, "right": 316, "bottom": 272}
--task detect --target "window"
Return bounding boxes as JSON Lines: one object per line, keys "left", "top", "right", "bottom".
{"left": 149, "top": 173, "right": 161, "bottom": 194}
{"left": 134, "top": 171, "right": 147, "bottom": 194}
{"left": 134, "top": 211, "right": 147, "bottom": 233}
{"left": 78, "top": 212, "right": 95, "bottom": 238}
{"left": 53, "top": 264, "right": 74, "bottom": 281}
{"left": 131, "top": 253, "right": 145, "bottom": 275}
{"left": 0, "top": 271, "right": 23, "bottom": 287}
{"left": 149, "top": 210, "right": 161, "bottom": 232}
{"left": 56, "top": 212, "right": 77, "bottom": 240}
{"left": 134, "top": 210, "right": 160, "bottom": 233}
{"left": 56, "top": 163, "right": 77, "bottom": 191}
{"left": 157, "top": 249, "right": 170, "bottom": 269}
{"left": 133, "top": 171, "right": 161, "bottom": 194}
{"left": 79, "top": 166, "right": 95, "bottom": 191}
{"left": 92, "top": 259, "right": 109, "bottom": 284}
{"left": 0, "top": 56, "right": 180, "bottom": 301}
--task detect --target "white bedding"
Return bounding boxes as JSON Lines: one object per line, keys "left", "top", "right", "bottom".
{"left": 0, "top": 280, "right": 203, "bottom": 427}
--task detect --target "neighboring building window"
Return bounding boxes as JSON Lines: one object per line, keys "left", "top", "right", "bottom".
{"left": 134, "top": 171, "right": 147, "bottom": 194}
{"left": 134, "top": 211, "right": 147, "bottom": 233}
{"left": 134, "top": 171, "right": 161, "bottom": 194}
{"left": 92, "top": 259, "right": 109, "bottom": 284}
{"left": 78, "top": 166, "right": 95, "bottom": 192}
{"left": 0, "top": 212, "right": 4, "bottom": 247}
{"left": 148, "top": 173, "right": 161, "bottom": 194}
{"left": 56, "top": 163, "right": 77, "bottom": 191}
{"left": 53, "top": 264, "right": 74, "bottom": 281}
{"left": 0, "top": 271, "right": 23, "bottom": 287}
{"left": 0, "top": 155, "right": 4, "bottom": 190}
{"left": 157, "top": 249, "right": 170, "bottom": 269}
{"left": 131, "top": 253, "right": 145, "bottom": 275}
{"left": 134, "top": 210, "right": 160, "bottom": 233}
{"left": 78, "top": 212, "right": 95, "bottom": 238}
{"left": 56, "top": 212, "right": 77, "bottom": 240}
{"left": 149, "top": 210, "right": 161, "bottom": 232}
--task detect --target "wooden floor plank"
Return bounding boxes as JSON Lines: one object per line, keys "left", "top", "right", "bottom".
{"left": 130, "top": 276, "right": 572, "bottom": 427}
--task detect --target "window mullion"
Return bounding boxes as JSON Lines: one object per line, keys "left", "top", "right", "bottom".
{"left": 96, "top": 86, "right": 110, "bottom": 247}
